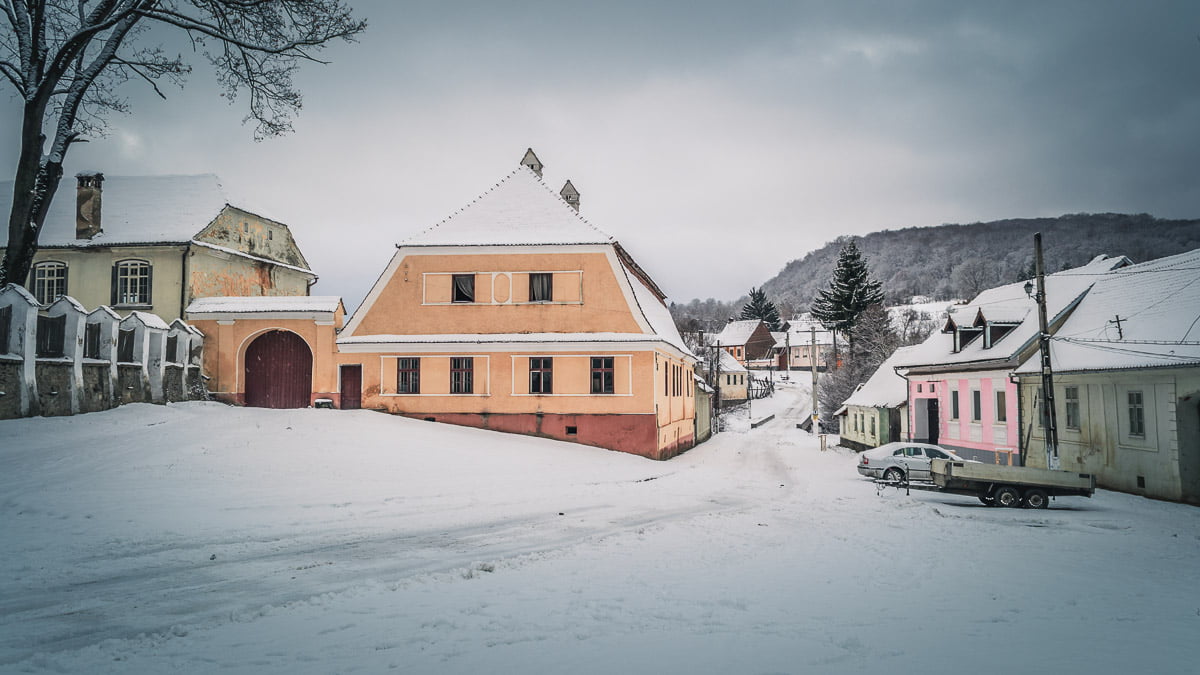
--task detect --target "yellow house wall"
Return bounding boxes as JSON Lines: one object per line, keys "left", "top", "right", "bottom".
{"left": 354, "top": 251, "right": 642, "bottom": 336}
{"left": 20, "top": 244, "right": 188, "bottom": 322}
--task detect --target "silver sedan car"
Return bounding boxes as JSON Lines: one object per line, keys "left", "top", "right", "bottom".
{"left": 856, "top": 442, "right": 969, "bottom": 482}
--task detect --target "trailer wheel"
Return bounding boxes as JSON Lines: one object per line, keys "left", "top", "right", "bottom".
{"left": 978, "top": 494, "right": 996, "bottom": 506}
{"left": 995, "top": 486, "right": 1022, "bottom": 508}
{"left": 1023, "top": 488, "right": 1049, "bottom": 509}
{"left": 884, "top": 467, "right": 905, "bottom": 483}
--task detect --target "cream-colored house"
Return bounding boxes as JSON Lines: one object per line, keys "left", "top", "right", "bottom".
{"left": 835, "top": 346, "right": 915, "bottom": 451}
{"left": 0, "top": 173, "right": 315, "bottom": 323}
{"left": 1016, "top": 249, "right": 1200, "bottom": 504}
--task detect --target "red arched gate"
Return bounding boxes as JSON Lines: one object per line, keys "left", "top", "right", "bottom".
{"left": 244, "top": 330, "right": 312, "bottom": 408}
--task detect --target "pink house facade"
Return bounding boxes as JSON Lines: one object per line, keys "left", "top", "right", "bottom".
{"left": 896, "top": 255, "right": 1130, "bottom": 465}
{"left": 905, "top": 370, "right": 1020, "bottom": 464}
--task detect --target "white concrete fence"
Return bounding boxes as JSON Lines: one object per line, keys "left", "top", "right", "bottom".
{"left": 0, "top": 283, "right": 205, "bottom": 419}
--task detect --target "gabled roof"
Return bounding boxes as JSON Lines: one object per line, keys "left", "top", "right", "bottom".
{"left": 1015, "top": 248, "right": 1200, "bottom": 374}
{"left": 714, "top": 319, "right": 765, "bottom": 347}
{"left": 717, "top": 349, "right": 747, "bottom": 373}
{"left": 841, "top": 346, "right": 919, "bottom": 410}
{"left": 399, "top": 166, "right": 615, "bottom": 247}
{"left": 897, "top": 255, "right": 1130, "bottom": 371}
{"left": 0, "top": 175, "right": 229, "bottom": 247}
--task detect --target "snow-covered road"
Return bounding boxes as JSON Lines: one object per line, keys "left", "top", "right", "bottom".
{"left": 2, "top": 383, "right": 1197, "bottom": 673}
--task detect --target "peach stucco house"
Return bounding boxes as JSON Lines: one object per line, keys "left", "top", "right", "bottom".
{"left": 332, "top": 152, "right": 696, "bottom": 459}
{"left": 332, "top": 152, "right": 697, "bottom": 459}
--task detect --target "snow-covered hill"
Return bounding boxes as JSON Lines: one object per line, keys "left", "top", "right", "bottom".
{"left": 2, "top": 387, "right": 1196, "bottom": 673}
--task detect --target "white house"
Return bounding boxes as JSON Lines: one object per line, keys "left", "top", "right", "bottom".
{"left": 835, "top": 346, "right": 917, "bottom": 451}
{"left": 1015, "top": 248, "right": 1200, "bottom": 504}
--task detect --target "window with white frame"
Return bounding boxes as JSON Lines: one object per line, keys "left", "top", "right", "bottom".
{"left": 113, "top": 260, "right": 152, "bottom": 306}
{"left": 971, "top": 389, "right": 982, "bottom": 422}
{"left": 1127, "top": 390, "right": 1145, "bottom": 437}
{"left": 32, "top": 261, "right": 67, "bottom": 304}
{"left": 1064, "top": 386, "right": 1080, "bottom": 430}
{"left": 950, "top": 388, "right": 960, "bottom": 420}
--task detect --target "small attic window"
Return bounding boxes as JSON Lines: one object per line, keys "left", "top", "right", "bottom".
{"left": 268, "top": 230, "right": 273, "bottom": 240}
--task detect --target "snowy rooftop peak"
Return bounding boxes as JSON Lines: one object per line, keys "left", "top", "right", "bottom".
{"left": 714, "top": 320, "right": 764, "bottom": 346}
{"left": 398, "top": 166, "right": 616, "bottom": 248}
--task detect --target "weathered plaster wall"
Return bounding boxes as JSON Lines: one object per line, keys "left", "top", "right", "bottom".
{"left": 193, "top": 207, "right": 309, "bottom": 269}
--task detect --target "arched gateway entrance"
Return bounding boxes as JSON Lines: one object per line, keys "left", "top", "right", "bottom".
{"left": 244, "top": 330, "right": 312, "bottom": 408}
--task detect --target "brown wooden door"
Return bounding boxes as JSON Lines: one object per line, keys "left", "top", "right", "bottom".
{"left": 340, "top": 365, "right": 362, "bottom": 409}
{"left": 244, "top": 330, "right": 312, "bottom": 408}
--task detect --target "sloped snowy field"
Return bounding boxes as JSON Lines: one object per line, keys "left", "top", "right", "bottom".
{"left": 1, "top": 384, "right": 1197, "bottom": 674}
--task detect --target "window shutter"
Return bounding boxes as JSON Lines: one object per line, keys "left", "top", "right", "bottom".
{"left": 145, "top": 264, "right": 153, "bottom": 305}
{"left": 110, "top": 264, "right": 118, "bottom": 305}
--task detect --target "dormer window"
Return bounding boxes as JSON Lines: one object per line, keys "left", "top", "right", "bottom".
{"left": 953, "top": 327, "right": 983, "bottom": 353}
{"left": 983, "top": 323, "right": 1017, "bottom": 349}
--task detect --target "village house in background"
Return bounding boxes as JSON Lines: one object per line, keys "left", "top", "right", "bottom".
{"left": 896, "top": 255, "right": 1130, "bottom": 465}
{"left": 709, "top": 348, "right": 749, "bottom": 402}
{"left": 1015, "top": 249, "right": 1200, "bottom": 504}
{"left": 835, "top": 345, "right": 916, "bottom": 451}
{"left": 0, "top": 173, "right": 316, "bottom": 323}
{"left": 784, "top": 317, "right": 835, "bottom": 371}
{"left": 713, "top": 319, "right": 775, "bottom": 367}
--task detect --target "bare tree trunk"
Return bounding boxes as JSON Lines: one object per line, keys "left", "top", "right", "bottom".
{"left": 3, "top": 100, "right": 64, "bottom": 288}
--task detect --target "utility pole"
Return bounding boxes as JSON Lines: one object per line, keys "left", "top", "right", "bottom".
{"left": 1032, "top": 233, "right": 1060, "bottom": 470}
{"left": 810, "top": 326, "right": 819, "bottom": 434}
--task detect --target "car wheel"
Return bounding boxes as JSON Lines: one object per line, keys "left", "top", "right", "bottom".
{"left": 978, "top": 494, "right": 996, "bottom": 507}
{"left": 883, "top": 467, "right": 905, "bottom": 483}
{"left": 995, "top": 486, "right": 1022, "bottom": 508}
{"left": 1023, "top": 488, "right": 1049, "bottom": 509}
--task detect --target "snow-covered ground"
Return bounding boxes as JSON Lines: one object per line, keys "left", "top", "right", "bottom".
{"left": 2, "top": 383, "right": 1197, "bottom": 674}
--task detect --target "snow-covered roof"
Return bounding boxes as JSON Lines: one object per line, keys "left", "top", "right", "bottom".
{"left": 714, "top": 320, "right": 764, "bottom": 347}
{"left": 897, "top": 255, "right": 1130, "bottom": 371}
{"left": 785, "top": 321, "right": 834, "bottom": 346}
{"left": 624, "top": 269, "right": 694, "bottom": 358}
{"left": 399, "top": 166, "right": 615, "bottom": 247}
{"left": 841, "top": 346, "right": 919, "bottom": 410}
{"left": 1, "top": 175, "right": 229, "bottom": 247}
{"left": 186, "top": 296, "right": 343, "bottom": 315}
{"left": 717, "top": 349, "right": 747, "bottom": 373}
{"left": 0, "top": 283, "right": 39, "bottom": 307}
{"left": 123, "top": 310, "right": 170, "bottom": 330}
{"left": 1015, "top": 248, "right": 1200, "bottom": 374}
{"left": 47, "top": 296, "right": 86, "bottom": 313}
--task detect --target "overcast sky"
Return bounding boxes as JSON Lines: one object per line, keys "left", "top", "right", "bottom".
{"left": 3, "top": 0, "right": 1199, "bottom": 311}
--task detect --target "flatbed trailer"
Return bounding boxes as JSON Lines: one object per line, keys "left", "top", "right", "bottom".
{"left": 883, "top": 458, "right": 1096, "bottom": 508}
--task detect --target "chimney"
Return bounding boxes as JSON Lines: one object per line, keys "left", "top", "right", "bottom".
{"left": 559, "top": 179, "right": 580, "bottom": 211}
{"left": 520, "top": 148, "right": 543, "bottom": 178}
{"left": 76, "top": 172, "right": 104, "bottom": 240}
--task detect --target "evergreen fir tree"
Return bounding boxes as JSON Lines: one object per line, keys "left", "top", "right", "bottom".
{"left": 810, "top": 240, "right": 885, "bottom": 361}
{"left": 739, "top": 287, "right": 782, "bottom": 331}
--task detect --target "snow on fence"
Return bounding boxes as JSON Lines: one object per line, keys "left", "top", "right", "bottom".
{"left": 0, "top": 284, "right": 205, "bottom": 419}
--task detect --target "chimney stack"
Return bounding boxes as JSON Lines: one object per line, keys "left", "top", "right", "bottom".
{"left": 76, "top": 172, "right": 104, "bottom": 240}
{"left": 519, "top": 148, "right": 543, "bottom": 178}
{"left": 559, "top": 180, "right": 580, "bottom": 212}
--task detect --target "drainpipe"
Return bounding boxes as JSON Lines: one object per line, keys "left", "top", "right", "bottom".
{"left": 894, "top": 365, "right": 912, "bottom": 442}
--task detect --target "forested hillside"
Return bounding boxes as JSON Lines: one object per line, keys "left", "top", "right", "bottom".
{"left": 671, "top": 213, "right": 1200, "bottom": 330}
{"left": 767, "top": 212, "right": 1200, "bottom": 308}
